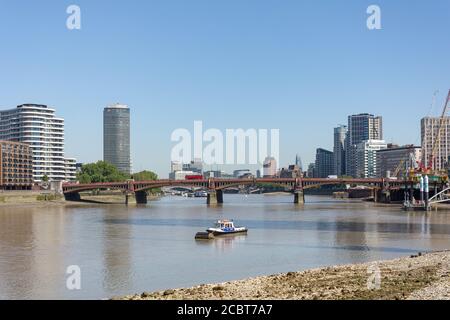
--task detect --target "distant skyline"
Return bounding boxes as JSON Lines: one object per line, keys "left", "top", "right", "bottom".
{"left": 1, "top": 1, "right": 449, "bottom": 177}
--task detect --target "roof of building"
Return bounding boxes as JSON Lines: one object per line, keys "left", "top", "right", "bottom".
{"left": 105, "top": 103, "right": 129, "bottom": 109}
{"left": 377, "top": 145, "right": 421, "bottom": 152}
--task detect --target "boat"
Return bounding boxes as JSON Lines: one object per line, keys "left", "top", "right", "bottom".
{"left": 206, "top": 219, "right": 248, "bottom": 236}
{"left": 194, "top": 190, "right": 208, "bottom": 198}
{"left": 195, "top": 231, "right": 215, "bottom": 240}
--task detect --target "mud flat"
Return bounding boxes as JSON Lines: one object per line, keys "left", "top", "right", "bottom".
{"left": 118, "top": 251, "right": 450, "bottom": 300}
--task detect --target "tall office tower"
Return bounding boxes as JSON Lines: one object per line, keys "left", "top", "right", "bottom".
{"left": 421, "top": 117, "right": 450, "bottom": 171}
{"left": 345, "top": 113, "right": 383, "bottom": 177}
{"left": 103, "top": 104, "right": 131, "bottom": 174}
{"left": 295, "top": 154, "right": 303, "bottom": 172}
{"left": 0, "top": 104, "right": 75, "bottom": 182}
{"left": 315, "top": 148, "right": 334, "bottom": 178}
{"left": 333, "top": 125, "right": 347, "bottom": 176}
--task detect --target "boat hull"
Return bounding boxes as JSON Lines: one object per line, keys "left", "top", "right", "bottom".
{"left": 207, "top": 228, "right": 248, "bottom": 236}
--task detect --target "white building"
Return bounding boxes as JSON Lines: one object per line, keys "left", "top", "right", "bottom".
{"left": 0, "top": 104, "right": 76, "bottom": 182}
{"left": 169, "top": 170, "right": 196, "bottom": 180}
{"left": 263, "top": 156, "right": 277, "bottom": 177}
{"left": 64, "top": 158, "right": 77, "bottom": 181}
{"left": 355, "top": 140, "right": 387, "bottom": 178}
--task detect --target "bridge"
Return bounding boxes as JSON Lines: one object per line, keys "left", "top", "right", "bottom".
{"left": 62, "top": 177, "right": 419, "bottom": 205}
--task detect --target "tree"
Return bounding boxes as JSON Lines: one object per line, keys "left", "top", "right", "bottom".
{"left": 42, "top": 175, "right": 49, "bottom": 182}
{"left": 76, "top": 161, "right": 130, "bottom": 183}
{"left": 132, "top": 170, "right": 160, "bottom": 195}
{"left": 132, "top": 170, "right": 158, "bottom": 181}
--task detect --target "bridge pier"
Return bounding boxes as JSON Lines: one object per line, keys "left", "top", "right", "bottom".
{"left": 294, "top": 190, "right": 305, "bottom": 204}
{"left": 372, "top": 188, "right": 378, "bottom": 202}
{"left": 135, "top": 191, "right": 148, "bottom": 204}
{"left": 381, "top": 190, "right": 391, "bottom": 203}
{"left": 64, "top": 192, "right": 81, "bottom": 201}
{"left": 207, "top": 190, "right": 223, "bottom": 205}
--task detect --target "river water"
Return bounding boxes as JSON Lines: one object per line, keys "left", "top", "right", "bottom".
{"left": 0, "top": 194, "right": 449, "bottom": 299}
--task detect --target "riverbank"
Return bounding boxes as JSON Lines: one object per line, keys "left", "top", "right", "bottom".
{"left": 0, "top": 191, "right": 160, "bottom": 207}
{"left": 118, "top": 251, "right": 450, "bottom": 300}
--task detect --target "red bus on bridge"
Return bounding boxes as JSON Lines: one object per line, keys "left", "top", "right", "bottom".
{"left": 185, "top": 175, "right": 204, "bottom": 180}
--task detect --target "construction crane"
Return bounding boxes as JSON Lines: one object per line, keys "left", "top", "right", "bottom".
{"left": 393, "top": 158, "right": 406, "bottom": 178}
{"left": 427, "top": 89, "right": 450, "bottom": 173}
{"left": 392, "top": 146, "right": 417, "bottom": 178}
{"left": 416, "top": 91, "right": 439, "bottom": 173}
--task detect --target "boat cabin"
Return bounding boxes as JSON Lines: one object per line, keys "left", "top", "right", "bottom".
{"left": 214, "top": 220, "right": 235, "bottom": 229}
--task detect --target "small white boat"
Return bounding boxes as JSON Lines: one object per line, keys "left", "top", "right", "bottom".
{"left": 206, "top": 219, "right": 248, "bottom": 236}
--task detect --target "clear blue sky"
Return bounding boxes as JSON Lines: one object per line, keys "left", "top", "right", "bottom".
{"left": 0, "top": 0, "right": 449, "bottom": 177}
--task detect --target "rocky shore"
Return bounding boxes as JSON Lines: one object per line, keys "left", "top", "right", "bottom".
{"left": 118, "top": 251, "right": 450, "bottom": 300}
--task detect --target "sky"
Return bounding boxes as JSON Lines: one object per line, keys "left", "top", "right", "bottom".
{"left": 0, "top": 0, "right": 449, "bottom": 178}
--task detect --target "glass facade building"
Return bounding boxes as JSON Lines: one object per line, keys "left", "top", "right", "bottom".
{"left": 315, "top": 148, "right": 334, "bottom": 178}
{"left": 333, "top": 125, "right": 347, "bottom": 176}
{"left": 346, "top": 114, "right": 383, "bottom": 177}
{"left": 103, "top": 104, "right": 131, "bottom": 174}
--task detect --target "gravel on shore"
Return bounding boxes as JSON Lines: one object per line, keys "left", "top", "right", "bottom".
{"left": 117, "top": 251, "right": 450, "bottom": 300}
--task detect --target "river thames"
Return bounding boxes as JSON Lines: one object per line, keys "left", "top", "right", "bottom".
{"left": 0, "top": 194, "right": 449, "bottom": 299}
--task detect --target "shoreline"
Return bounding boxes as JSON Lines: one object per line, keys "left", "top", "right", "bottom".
{"left": 0, "top": 192, "right": 161, "bottom": 208}
{"left": 117, "top": 251, "right": 450, "bottom": 300}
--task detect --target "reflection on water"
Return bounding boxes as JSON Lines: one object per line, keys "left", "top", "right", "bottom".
{"left": 195, "top": 234, "right": 249, "bottom": 252}
{"left": 0, "top": 194, "right": 449, "bottom": 299}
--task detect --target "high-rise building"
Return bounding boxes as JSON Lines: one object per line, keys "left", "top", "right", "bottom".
{"left": 263, "top": 156, "right": 277, "bottom": 177}
{"left": 355, "top": 140, "right": 387, "bottom": 178}
{"left": 103, "top": 104, "right": 131, "bottom": 174}
{"left": 346, "top": 113, "right": 383, "bottom": 177}
{"left": 376, "top": 145, "right": 422, "bottom": 178}
{"left": 295, "top": 154, "right": 303, "bottom": 172}
{"left": 0, "top": 104, "right": 75, "bottom": 182}
{"left": 315, "top": 148, "right": 334, "bottom": 178}
{"left": 421, "top": 117, "right": 450, "bottom": 171}
{"left": 333, "top": 125, "right": 347, "bottom": 176}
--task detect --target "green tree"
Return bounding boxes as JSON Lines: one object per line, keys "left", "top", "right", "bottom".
{"left": 76, "top": 161, "right": 130, "bottom": 183}
{"left": 132, "top": 170, "right": 158, "bottom": 181}
{"left": 42, "top": 175, "right": 49, "bottom": 182}
{"left": 132, "top": 170, "right": 160, "bottom": 195}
